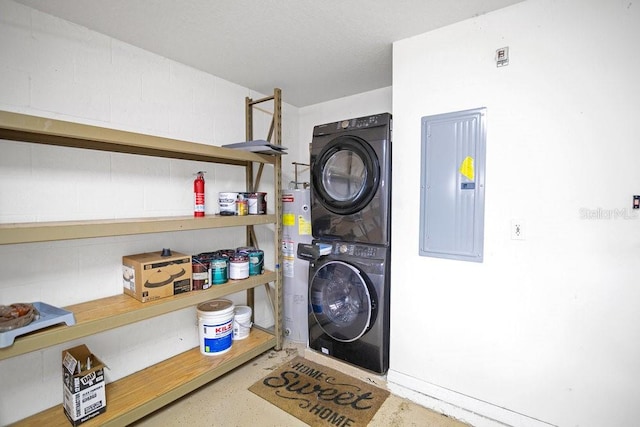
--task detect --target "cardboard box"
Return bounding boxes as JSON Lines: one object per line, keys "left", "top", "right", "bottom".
{"left": 122, "top": 250, "right": 192, "bottom": 302}
{"left": 62, "top": 345, "right": 107, "bottom": 426}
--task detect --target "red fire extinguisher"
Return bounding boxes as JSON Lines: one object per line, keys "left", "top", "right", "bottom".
{"left": 194, "top": 171, "right": 206, "bottom": 217}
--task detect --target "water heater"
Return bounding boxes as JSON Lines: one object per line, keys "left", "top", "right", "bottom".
{"left": 282, "top": 189, "right": 312, "bottom": 343}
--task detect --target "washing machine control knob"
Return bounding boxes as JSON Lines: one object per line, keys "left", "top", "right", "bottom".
{"left": 338, "top": 244, "right": 349, "bottom": 254}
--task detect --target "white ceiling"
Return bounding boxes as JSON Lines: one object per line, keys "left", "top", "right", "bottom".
{"left": 14, "top": 0, "right": 524, "bottom": 107}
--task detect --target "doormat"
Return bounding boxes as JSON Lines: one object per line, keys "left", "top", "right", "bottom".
{"left": 249, "top": 356, "right": 389, "bottom": 426}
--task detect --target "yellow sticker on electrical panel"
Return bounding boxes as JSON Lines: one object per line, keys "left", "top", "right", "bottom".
{"left": 459, "top": 156, "right": 475, "bottom": 181}
{"left": 283, "top": 213, "right": 295, "bottom": 226}
{"left": 299, "top": 216, "right": 312, "bottom": 235}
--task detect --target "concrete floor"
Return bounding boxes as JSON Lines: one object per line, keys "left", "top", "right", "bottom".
{"left": 133, "top": 340, "right": 469, "bottom": 427}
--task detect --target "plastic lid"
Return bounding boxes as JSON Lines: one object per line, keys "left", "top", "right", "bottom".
{"left": 197, "top": 299, "right": 233, "bottom": 313}
{"left": 234, "top": 305, "right": 252, "bottom": 316}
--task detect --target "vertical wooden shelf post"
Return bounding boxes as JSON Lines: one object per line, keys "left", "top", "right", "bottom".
{"left": 244, "top": 88, "right": 283, "bottom": 350}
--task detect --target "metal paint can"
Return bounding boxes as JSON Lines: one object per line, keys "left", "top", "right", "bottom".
{"left": 229, "top": 253, "right": 249, "bottom": 280}
{"left": 218, "top": 249, "right": 236, "bottom": 259}
{"left": 218, "top": 192, "right": 238, "bottom": 216}
{"left": 197, "top": 251, "right": 220, "bottom": 259}
{"left": 236, "top": 246, "right": 256, "bottom": 255}
{"left": 248, "top": 192, "right": 267, "bottom": 215}
{"left": 209, "top": 256, "right": 228, "bottom": 285}
{"left": 236, "top": 193, "right": 248, "bottom": 216}
{"left": 191, "top": 256, "right": 209, "bottom": 290}
{"left": 248, "top": 249, "right": 264, "bottom": 276}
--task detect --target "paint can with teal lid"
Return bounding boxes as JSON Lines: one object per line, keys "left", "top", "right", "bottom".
{"left": 209, "top": 256, "right": 228, "bottom": 285}
{"left": 248, "top": 249, "right": 264, "bottom": 276}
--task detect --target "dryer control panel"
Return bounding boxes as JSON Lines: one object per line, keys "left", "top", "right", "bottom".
{"left": 334, "top": 243, "right": 381, "bottom": 259}
{"left": 340, "top": 114, "right": 386, "bottom": 130}
{"left": 313, "top": 113, "right": 391, "bottom": 136}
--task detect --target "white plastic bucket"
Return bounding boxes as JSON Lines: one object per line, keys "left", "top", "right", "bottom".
{"left": 197, "top": 299, "right": 234, "bottom": 356}
{"left": 233, "top": 305, "right": 253, "bottom": 340}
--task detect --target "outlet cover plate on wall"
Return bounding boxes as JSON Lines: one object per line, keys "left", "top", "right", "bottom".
{"left": 511, "top": 219, "right": 525, "bottom": 240}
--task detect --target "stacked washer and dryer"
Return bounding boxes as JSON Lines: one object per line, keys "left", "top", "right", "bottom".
{"left": 307, "top": 113, "right": 392, "bottom": 374}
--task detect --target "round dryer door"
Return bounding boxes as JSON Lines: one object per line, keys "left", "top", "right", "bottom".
{"left": 312, "top": 135, "right": 380, "bottom": 215}
{"left": 309, "top": 260, "right": 377, "bottom": 342}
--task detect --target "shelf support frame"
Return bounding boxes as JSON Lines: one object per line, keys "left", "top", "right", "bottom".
{"left": 244, "top": 88, "right": 283, "bottom": 350}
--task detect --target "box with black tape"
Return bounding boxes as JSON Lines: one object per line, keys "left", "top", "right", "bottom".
{"left": 62, "top": 344, "right": 107, "bottom": 426}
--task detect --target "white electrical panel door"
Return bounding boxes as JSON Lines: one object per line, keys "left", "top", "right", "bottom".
{"left": 419, "top": 108, "right": 486, "bottom": 262}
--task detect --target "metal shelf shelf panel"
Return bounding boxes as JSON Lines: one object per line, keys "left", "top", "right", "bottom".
{"left": 0, "top": 214, "right": 277, "bottom": 245}
{"left": 0, "top": 271, "right": 277, "bottom": 360}
{"left": 0, "top": 111, "right": 276, "bottom": 166}
{"left": 14, "top": 329, "right": 276, "bottom": 426}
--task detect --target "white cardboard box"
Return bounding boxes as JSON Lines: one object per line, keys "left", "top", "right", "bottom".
{"left": 62, "top": 344, "right": 107, "bottom": 425}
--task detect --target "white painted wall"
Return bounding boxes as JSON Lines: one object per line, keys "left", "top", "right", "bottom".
{"left": 389, "top": 1, "right": 640, "bottom": 426}
{"left": 5, "top": 0, "right": 639, "bottom": 425}
{"left": 0, "top": 1, "right": 298, "bottom": 423}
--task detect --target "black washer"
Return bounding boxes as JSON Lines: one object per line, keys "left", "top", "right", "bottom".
{"left": 309, "top": 259, "right": 378, "bottom": 342}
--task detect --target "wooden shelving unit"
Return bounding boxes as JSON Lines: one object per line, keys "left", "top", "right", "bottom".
{"left": 0, "top": 88, "right": 284, "bottom": 425}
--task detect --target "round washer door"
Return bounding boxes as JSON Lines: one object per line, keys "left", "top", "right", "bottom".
{"left": 312, "top": 135, "right": 380, "bottom": 215}
{"left": 309, "top": 260, "right": 377, "bottom": 342}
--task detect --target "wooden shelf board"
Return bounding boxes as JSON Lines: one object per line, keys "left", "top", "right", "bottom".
{"left": 14, "top": 329, "right": 276, "bottom": 426}
{"left": 0, "top": 110, "right": 276, "bottom": 166}
{"left": 0, "top": 271, "right": 276, "bottom": 360}
{"left": 0, "top": 214, "right": 277, "bottom": 245}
